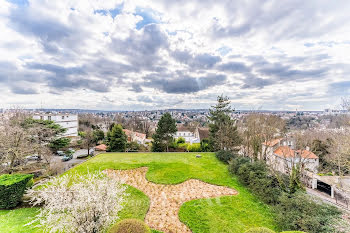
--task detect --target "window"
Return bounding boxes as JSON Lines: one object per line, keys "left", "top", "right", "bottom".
{"left": 40, "top": 116, "right": 43, "bottom": 120}
{"left": 62, "top": 116, "right": 64, "bottom": 119}
{"left": 48, "top": 116, "right": 51, "bottom": 121}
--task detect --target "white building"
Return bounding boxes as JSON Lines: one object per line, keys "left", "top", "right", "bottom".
{"left": 33, "top": 113, "right": 78, "bottom": 137}
{"left": 174, "top": 126, "right": 200, "bottom": 143}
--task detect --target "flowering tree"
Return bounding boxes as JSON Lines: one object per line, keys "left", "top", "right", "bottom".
{"left": 27, "top": 171, "right": 127, "bottom": 233}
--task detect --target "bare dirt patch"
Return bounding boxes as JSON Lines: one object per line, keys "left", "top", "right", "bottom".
{"left": 105, "top": 167, "right": 238, "bottom": 233}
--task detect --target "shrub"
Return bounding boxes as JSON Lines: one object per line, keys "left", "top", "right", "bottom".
{"left": 109, "top": 219, "right": 151, "bottom": 233}
{"left": 0, "top": 174, "right": 34, "bottom": 209}
{"left": 228, "top": 157, "right": 250, "bottom": 174}
{"left": 27, "top": 171, "right": 127, "bottom": 233}
{"left": 176, "top": 137, "right": 185, "bottom": 144}
{"left": 229, "top": 158, "right": 281, "bottom": 205}
{"left": 244, "top": 227, "right": 275, "bottom": 233}
{"left": 275, "top": 191, "right": 341, "bottom": 233}
{"left": 215, "top": 150, "right": 236, "bottom": 163}
{"left": 187, "top": 143, "right": 201, "bottom": 152}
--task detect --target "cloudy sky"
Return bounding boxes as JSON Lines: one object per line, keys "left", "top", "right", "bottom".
{"left": 1, "top": 0, "right": 350, "bottom": 111}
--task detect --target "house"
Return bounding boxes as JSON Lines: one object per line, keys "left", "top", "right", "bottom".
{"left": 194, "top": 127, "right": 209, "bottom": 141}
{"left": 123, "top": 129, "right": 146, "bottom": 145}
{"left": 263, "top": 138, "right": 319, "bottom": 174}
{"left": 33, "top": 113, "right": 78, "bottom": 137}
{"left": 174, "top": 126, "right": 199, "bottom": 143}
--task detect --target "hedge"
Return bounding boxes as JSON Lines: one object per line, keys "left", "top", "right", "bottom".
{"left": 0, "top": 174, "right": 34, "bottom": 209}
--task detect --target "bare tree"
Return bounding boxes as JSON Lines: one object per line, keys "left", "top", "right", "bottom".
{"left": 0, "top": 110, "right": 33, "bottom": 172}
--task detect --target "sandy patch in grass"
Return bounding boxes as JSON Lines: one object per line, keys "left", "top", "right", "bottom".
{"left": 105, "top": 167, "right": 237, "bottom": 233}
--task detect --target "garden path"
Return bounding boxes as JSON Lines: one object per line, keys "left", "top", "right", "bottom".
{"left": 105, "top": 167, "right": 237, "bottom": 233}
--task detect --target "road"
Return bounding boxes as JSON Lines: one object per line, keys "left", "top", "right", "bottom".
{"left": 52, "top": 149, "right": 93, "bottom": 171}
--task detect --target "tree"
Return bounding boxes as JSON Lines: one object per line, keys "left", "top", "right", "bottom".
{"left": 27, "top": 171, "right": 127, "bottom": 233}
{"left": 79, "top": 128, "right": 97, "bottom": 156}
{"left": 152, "top": 113, "right": 177, "bottom": 152}
{"left": 23, "top": 118, "right": 67, "bottom": 162}
{"left": 49, "top": 137, "right": 71, "bottom": 152}
{"left": 208, "top": 95, "right": 241, "bottom": 152}
{"left": 93, "top": 129, "right": 105, "bottom": 142}
{"left": 107, "top": 124, "right": 127, "bottom": 152}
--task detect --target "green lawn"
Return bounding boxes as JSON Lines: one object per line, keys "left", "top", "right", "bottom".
{"left": 0, "top": 152, "right": 278, "bottom": 233}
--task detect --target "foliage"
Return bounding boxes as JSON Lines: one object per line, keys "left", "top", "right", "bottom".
{"left": 215, "top": 150, "right": 236, "bottom": 163}
{"left": 244, "top": 227, "right": 275, "bottom": 233}
{"left": 229, "top": 157, "right": 343, "bottom": 232}
{"left": 94, "top": 129, "right": 105, "bottom": 142}
{"left": 208, "top": 95, "right": 241, "bottom": 152}
{"left": 152, "top": 113, "right": 177, "bottom": 152}
{"left": 49, "top": 137, "right": 71, "bottom": 151}
{"left": 0, "top": 174, "right": 33, "bottom": 209}
{"left": 0, "top": 111, "right": 65, "bottom": 171}
{"left": 229, "top": 158, "right": 282, "bottom": 205}
{"left": 311, "top": 138, "right": 333, "bottom": 171}
{"left": 200, "top": 138, "right": 211, "bottom": 152}
{"left": 127, "top": 141, "right": 140, "bottom": 152}
{"left": 107, "top": 124, "right": 127, "bottom": 152}
{"left": 27, "top": 171, "right": 127, "bottom": 233}
{"left": 109, "top": 219, "right": 151, "bottom": 233}
{"left": 275, "top": 192, "right": 341, "bottom": 233}
{"left": 176, "top": 137, "right": 185, "bottom": 144}
{"left": 187, "top": 143, "right": 201, "bottom": 152}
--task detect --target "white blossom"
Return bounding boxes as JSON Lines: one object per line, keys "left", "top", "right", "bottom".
{"left": 27, "top": 171, "right": 127, "bottom": 233}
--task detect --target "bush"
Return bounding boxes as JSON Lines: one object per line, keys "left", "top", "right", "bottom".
{"left": 229, "top": 158, "right": 281, "bottom": 205}
{"left": 176, "top": 137, "right": 185, "bottom": 144}
{"left": 215, "top": 150, "right": 236, "bottom": 163}
{"left": 187, "top": 143, "right": 201, "bottom": 152}
{"left": 109, "top": 219, "right": 151, "bottom": 233}
{"left": 244, "top": 227, "right": 275, "bottom": 233}
{"left": 275, "top": 191, "right": 341, "bottom": 233}
{"left": 0, "top": 174, "right": 34, "bottom": 209}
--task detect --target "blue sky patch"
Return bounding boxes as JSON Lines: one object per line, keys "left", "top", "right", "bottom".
{"left": 217, "top": 46, "right": 232, "bottom": 56}
{"left": 135, "top": 7, "right": 160, "bottom": 30}
{"left": 6, "top": 0, "right": 29, "bottom": 6}
{"left": 94, "top": 3, "right": 123, "bottom": 19}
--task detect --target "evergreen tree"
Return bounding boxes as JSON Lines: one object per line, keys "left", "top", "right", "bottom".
{"left": 208, "top": 95, "right": 241, "bottom": 152}
{"left": 106, "top": 124, "right": 127, "bottom": 152}
{"left": 152, "top": 113, "right": 177, "bottom": 152}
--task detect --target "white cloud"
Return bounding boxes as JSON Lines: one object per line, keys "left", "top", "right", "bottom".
{"left": 1, "top": 0, "right": 350, "bottom": 110}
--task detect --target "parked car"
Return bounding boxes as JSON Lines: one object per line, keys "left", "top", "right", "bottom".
{"left": 56, "top": 151, "right": 65, "bottom": 156}
{"left": 26, "top": 154, "right": 40, "bottom": 161}
{"left": 62, "top": 154, "right": 73, "bottom": 162}
{"left": 68, "top": 148, "right": 75, "bottom": 153}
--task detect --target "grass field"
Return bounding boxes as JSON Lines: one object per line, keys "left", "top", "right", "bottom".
{"left": 0, "top": 152, "right": 278, "bottom": 233}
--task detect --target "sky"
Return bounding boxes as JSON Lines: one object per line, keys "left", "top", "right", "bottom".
{"left": 1, "top": 0, "right": 350, "bottom": 111}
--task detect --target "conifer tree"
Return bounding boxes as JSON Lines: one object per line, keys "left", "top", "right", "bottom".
{"left": 209, "top": 95, "right": 241, "bottom": 152}
{"left": 152, "top": 113, "right": 177, "bottom": 152}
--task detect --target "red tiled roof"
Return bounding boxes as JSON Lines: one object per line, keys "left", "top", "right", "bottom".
{"left": 262, "top": 138, "right": 283, "bottom": 147}
{"left": 95, "top": 144, "right": 107, "bottom": 151}
{"left": 123, "top": 129, "right": 146, "bottom": 140}
{"left": 274, "top": 146, "right": 318, "bottom": 159}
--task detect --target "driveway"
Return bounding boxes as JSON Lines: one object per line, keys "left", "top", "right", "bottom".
{"left": 59, "top": 149, "right": 93, "bottom": 171}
